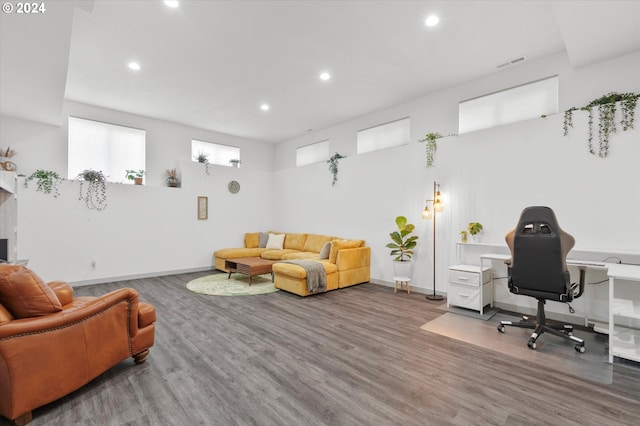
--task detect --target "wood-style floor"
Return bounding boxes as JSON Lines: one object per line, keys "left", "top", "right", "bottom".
{"left": 4, "top": 271, "right": 640, "bottom": 425}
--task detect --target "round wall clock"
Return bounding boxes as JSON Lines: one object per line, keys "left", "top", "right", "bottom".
{"left": 228, "top": 180, "right": 240, "bottom": 194}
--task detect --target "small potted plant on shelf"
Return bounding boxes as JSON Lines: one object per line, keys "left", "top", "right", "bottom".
{"left": 166, "top": 168, "right": 179, "bottom": 187}
{"left": 77, "top": 169, "right": 107, "bottom": 210}
{"left": 229, "top": 159, "right": 242, "bottom": 168}
{"left": 195, "top": 151, "right": 210, "bottom": 175}
{"left": 460, "top": 230, "right": 468, "bottom": 243}
{"left": 468, "top": 222, "right": 483, "bottom": 242}
{"left": 386, "top": 215, "right": 419, "bottom": 279}
{"left": 25, "top": 169, "right": 63, "bottom": 197}
{"left": 327, "top": 152, "right": 346, "bottom": 186}
{"left": 125, "top": 169, "right": 145, "bottom": 185}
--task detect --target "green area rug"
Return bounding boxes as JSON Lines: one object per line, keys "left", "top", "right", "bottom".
{"left": 186, "top": 273, "right": 279, "bottom": 296}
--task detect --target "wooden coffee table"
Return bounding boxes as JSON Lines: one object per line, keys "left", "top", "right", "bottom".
{"left": 225, "top": 257, "right": 276, "bottom": 285}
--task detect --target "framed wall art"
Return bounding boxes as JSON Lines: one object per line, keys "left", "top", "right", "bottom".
{"left": 197, "top": 196, "right": 208, "bottom": 220}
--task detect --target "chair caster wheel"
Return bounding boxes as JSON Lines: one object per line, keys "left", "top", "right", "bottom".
{"left": 575, "top": 344, "right": 585, "bottom": 353}
{"left": 527, "top": 339, "right": 537, "bottom": 350}
{"left": 497, "top": 325, "right": 505, "bottom": 333}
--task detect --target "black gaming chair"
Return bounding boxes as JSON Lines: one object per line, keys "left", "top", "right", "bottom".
{"left": 497, "top": 206, "right": 586, "bottom": 352}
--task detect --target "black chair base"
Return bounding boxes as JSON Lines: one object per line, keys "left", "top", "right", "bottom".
{"left": 497, "top": 299, "right": 586, "bottom": 353}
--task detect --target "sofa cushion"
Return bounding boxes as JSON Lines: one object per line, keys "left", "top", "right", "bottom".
{"left": 273, "top": 260, "right": 337, "bottom": 278}
{"left": 281, "top": 251, "right": 319, "bottom": 260}
{"left": 319, "top": 241, "right": 331, "bottom": 259}
{"left": 303, "top": 234, "right": 335, "bottom": 253}
{"left": 258, "top": 232, "right": 269, "bottom": 248}
{"left": 261, "top": 249, "right": 298, "bottom": 260}
{"left": 245, "top": 233, "right": 260, "bottom": 248}
{"left": 284, "top": 233, "right": 307, "bottom": 250}
{"left": 215, "top": 247, "right": 266, "bottom": 259}
{"left": 0, "top": 264, "right": 63, "bottom": 318}
{"left": 329, "top": 240, "right": 364, "bottom": 263}
{"left": 266, "top": 233, "right": 285, "bottom": 249}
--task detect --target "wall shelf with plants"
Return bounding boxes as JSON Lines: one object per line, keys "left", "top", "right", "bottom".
{"left": 562, "top": 92, "right": 639, "bottom": 158}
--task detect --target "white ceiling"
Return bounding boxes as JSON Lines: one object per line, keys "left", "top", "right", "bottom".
{"left": 2, "top": 1, "right": 640, "bottom": 143}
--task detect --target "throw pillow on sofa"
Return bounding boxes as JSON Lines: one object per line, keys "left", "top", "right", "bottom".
{"left": 329, "top": 240, "right": 363, "bottom": 263}
{"left": 258, "top": 232, "right": 270, "bottom": 248}
{"left": 0, "top": 264, "right": 63, "bottom": 318}
{"left": 319, "top": 241, "right": 331, "bottom": 259}
{"left": 266, "top": 233, "right": 285, "bottom": 250}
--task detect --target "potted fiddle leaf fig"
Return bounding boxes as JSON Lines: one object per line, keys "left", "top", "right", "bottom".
{"left": 386, "top": 215, "right": 419, "bottom": 279}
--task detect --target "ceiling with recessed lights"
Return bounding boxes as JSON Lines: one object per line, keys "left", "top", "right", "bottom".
{"left": 1, "top": 0, "right": 640, "bottom": 143}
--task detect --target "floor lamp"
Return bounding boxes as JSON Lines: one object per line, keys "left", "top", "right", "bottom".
{"left": 422, "top": 181, "right": 444, "bottom": 301}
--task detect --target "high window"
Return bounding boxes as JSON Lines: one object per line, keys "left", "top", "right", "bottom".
{"left": 296, "top": 139, "right": 329, "bottom": 167}
{"left": 68, "top": 116, "right": 145, "bottom": 183}
{"left": 191, "top": 140, "right": 240, "bottom": 167}
{"left": 357, "top": 117, "right": 410, "bottom": 154}
{"left": 459, "top": 75, "right": 559, "bottom": 134}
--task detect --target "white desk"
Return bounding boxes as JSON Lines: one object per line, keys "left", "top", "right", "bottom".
{"left": 607, "top": 263, "right": 640, "bottom": 363}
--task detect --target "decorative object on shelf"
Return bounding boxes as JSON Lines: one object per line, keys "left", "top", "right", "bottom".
{"left": 422, "top": 181, "right": 445, "bottom": 301}
{"left": 228, "top": 180, "right": 240, "bottom": 194}
{"left": 562, "top": 92, "right": 639, "bottom": 158}
{"left": 418, "top": 133, "right": 456, "bottom": 167}
{"left": 77, "top": 169, "right": 107, "bottom": 210}
{"left": 166, "top": 168, "right": 179, "bottom": 187}
{"left": 197, "top": 196, "right": 208, "bottom": 220}
{"left": 327, "top": 152, "right": 346, "bottom": 186}
{"left": 25, "top": 169, "right": 63, "bottom": 197}
{"left": 0, "top": 146, "right": 16, "bottom": 171}
{"left": 195, "top": 151, "right": 210, "bottom": 175}
{"left": 468, "top": 222, "right": 483, "bottom": 242}
{"left": 386, "top": 215, "right": 418, "bottom": 293}
{"left": 229, "top": 159, "right": 242, "bottom": 168}
{"left": 125, "top": 169, "right": 145, "bottom": 185}
{"left": 460, "top": 230, "right": 468, "bottom": 243}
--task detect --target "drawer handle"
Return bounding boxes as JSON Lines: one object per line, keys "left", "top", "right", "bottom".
{"left": 460, "top": 293, "right": 470, "bottom": 297}
{"left": 457, "top": 276, "right": 469, "bottom": 280}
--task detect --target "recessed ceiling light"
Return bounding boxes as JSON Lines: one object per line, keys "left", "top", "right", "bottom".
{"left": 164, "top": 1, "right": 179, "bottom": 8}
{"left": 260, "top": 103, "right": 270, "bottom": 111}
{"left": 128, "top": 62, "right": 141, "bottom": 71}
{"left": 319, "top": 72, "right": 331, "bottom": 81}
{"left": 425, "top": 15, "right": 439, "bottom": 27}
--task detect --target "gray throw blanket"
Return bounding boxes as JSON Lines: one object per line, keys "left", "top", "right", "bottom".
{"left": 280, "top": 260, "right": 327, "bottom": 293}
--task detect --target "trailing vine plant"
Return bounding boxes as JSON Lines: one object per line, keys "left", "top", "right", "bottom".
{"left": 77, "top": 169, "right": 108, "bottom": 210}
{"left": 327, "top": 152, "right": 346, "bottom": 187}
{"left": 418, "top": 132, "right": 456, "bottom": 167}
{"left": 563, "top": 92, "right": 639, "bottom": 158}
{"left": 25, "top": 169, "right": 63, "bottom": 197}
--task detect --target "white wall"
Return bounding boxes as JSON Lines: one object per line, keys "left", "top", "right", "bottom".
{"left": 1, "top": 101, "right": 274, "bottom": 284}
{"left": 273, "top": 50, "right": 640, "bottom": 316}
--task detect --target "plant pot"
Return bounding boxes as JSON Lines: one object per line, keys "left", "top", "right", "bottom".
{"left": 166, "top": 176, "right": 179, "bottom": 187}
{"left": 134, "top": 177, "right": 143, "bottom": 185}
{"left": 392, "top": 260, "right": 413, "bottom": 281}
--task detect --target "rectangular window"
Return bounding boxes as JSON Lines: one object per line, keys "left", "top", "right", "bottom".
{"left": 68, "top": 117, "right": 145, "bottom": 183}
{"left": 296, "top": 139, "right": 329, "bottom": 167}
{"left": 191, "top": 140, "right": 240, "bottom": 167}
{"left": 357, "top": 117, "right": 410, "bottom": 154}
{"left": 459, "top": 75, "right": 558, "bottom": 134}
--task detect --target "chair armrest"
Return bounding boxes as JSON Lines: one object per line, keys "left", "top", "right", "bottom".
{"left": 0, "top": 288, "right": 140, "bottom": 339}
{"left": 571, "top": 267, "right": 586, "bottom": 299}
{"left": 336, "top": 246, "right": 370, "bottom": 271}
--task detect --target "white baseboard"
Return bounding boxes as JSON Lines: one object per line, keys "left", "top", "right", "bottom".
{"left": 69, "top": 266, "right": 215, "bottom": 287}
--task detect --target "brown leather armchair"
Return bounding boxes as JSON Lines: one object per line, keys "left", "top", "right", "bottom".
{"left": 0, "top": 264, "right": 156, "bottom": 425}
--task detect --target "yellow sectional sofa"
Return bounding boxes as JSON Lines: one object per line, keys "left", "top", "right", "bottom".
{"left": 213, "top": 232, "right": 371, "bottom": 296}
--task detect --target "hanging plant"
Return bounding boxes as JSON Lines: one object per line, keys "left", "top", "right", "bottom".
{"left": 563, "top": 92, "right": 639, "bottom": 158}
{"left": 327, "top": 152, "right": 346, "bottom": 186}
{"left": 418, "top": 132, "right": 456, "bottom": 167}
{"left": 25, "top": 169, "right": 63, "bottom": 197}
{"left": 77, "top": 169, "right": 108, "bottom": 210}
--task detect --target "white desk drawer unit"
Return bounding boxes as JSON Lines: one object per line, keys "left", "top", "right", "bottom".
{"left": 448, "top": 264, "right": 492, "bottom": 314}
